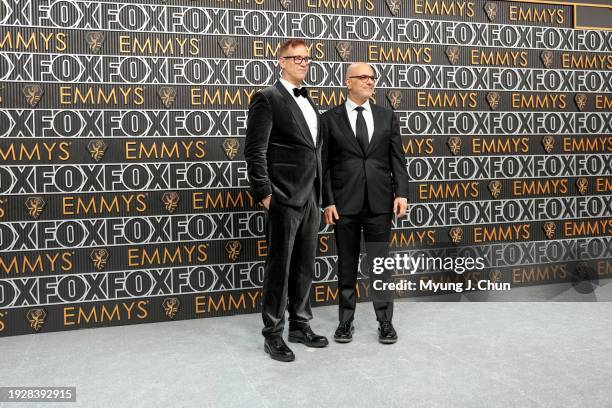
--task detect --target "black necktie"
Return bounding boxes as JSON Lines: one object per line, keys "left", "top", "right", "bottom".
{"left": 355, "top": 106, "right": 369, "bottom": 154}
{"left": 293, "top": 87, "right": 308, "bottom": 98}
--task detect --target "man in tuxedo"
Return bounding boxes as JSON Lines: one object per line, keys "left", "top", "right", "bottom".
{"left": 322, "top": 62, "right": 409, "bottom": 344}
{"left": 245, "top": 39, "right": 328, "bottom": 362}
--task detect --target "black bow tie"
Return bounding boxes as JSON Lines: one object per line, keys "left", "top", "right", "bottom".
{"left": 293, "top": 87, "right": 308, "bottom": 98}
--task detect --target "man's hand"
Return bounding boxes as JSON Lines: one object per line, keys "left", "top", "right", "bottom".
{"left": 324, "top": 205, "right": 340, "bottom": 225}
{"left": 393, "top": 198, "right": 408, "bottom": 218}
{"left": 261, "top": 195, "right": 271, "bottom": 210}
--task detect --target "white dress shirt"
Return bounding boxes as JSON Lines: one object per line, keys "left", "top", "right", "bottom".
{"left": 345, "top": 97, "right": 374, "bottom": 141}
{"left": 279, "top": 78, "right": 318, "bottom": 144}
{"left": 323, "top": 97, "right": 407, "bottom": 211}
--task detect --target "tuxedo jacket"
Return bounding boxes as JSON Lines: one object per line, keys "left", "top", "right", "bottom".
{"left": 322, "top": 103, "right": 409, "bottom": 215}
{"left": 245, "top": 81, "right": 323, "bottom": 207}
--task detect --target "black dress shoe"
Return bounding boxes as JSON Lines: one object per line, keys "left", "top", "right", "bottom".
{"left": 334, "top": 321, "right": 355, "bottom": 343}
{"left": 378, "top": 321, "right": 398, "bottom": 344}
{"left": 264, "top": 337, "right": 295, "bottom": 362}
{"left": 288, "top": 326, "right": 329, "bottom": 348}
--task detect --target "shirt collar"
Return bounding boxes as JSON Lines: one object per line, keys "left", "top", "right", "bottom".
{"left": 279, "top": 78, "right": 302, "bottom": 96}
{"left": 346, "top": 97, "right": 371, "bottom": 113}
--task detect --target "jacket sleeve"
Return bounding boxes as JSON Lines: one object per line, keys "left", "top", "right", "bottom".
{"left": 321, "top": 113, "right": 335, "bottom": 207}
{"left": 390, "top": 111, "right": 410, "bottom": 198}
{"left": 244, "top": 91, "right": 273, "bottom": 202}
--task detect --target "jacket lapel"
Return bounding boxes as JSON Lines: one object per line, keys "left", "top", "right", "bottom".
{"left": 275, "top": 81, "right": 316, "bottom": 148}
{"left": 336, "top": 103, "right": 363, "bottom": 155}
{"left": 366, "top": 104, "right": 385, "bottom": 155}
{"left": 307, "top": 95, "right": 322, "bottom": 148}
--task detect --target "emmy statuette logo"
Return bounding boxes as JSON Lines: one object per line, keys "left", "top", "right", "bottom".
{"left": 488, "top": 181, "right": 502, "bottom": 199}
{"left": 25, "top": 197, "right": 45, "bottom": 219}
{"left": 447, "top": 137, "right": 462, "bottom": 156}
{"left": 86, "top": 31, "right": 105, "bottom": 52}
{"left": 226, "top": 240, "right": 242, "bottom": 262}
{"left": 88, "top": 140, "right": 108, "bottom": 162}
{"left": 23, "top": 85, "right": 43, "bottom": 107}
{"left": 223, "top": 138, "right": 240, "bottom": 160}
{"left": 540, "top": 51, "right": 554, "bottom": 69}
{"left": 386, "top": 91, "right": 402, "bottom": 110}
{"left": 484, "top": 2, "right": 498, "bottom": 21}
{"left": 90, "top": 249, "right": 110, "bottom": 271}
{"left": 27, "top": 308, "right": 47, "bottom": 332}
{"left": 162, "top": 192, "right": 180, "bottom": 214}
{"left": 162, "top": 298, "right": 180, "bottom": 320}
{"left": 158, "top": 87, "right": 177, "bottom": 108}
{"left": 219, "top": 37, "right": 238, "bottom": 58}
{"left": 542, "top": 136, "right": 555, "bottom": 154}
{"left": 543, "top": 222, "right": 556, "bottom": 239}
{"left": 335, "top": 42, "right": 353, "bottom": 62}
{"left": 449, "top": 227, "right": 463, "bottom": 244}
{"left": 445, "top": 47, "right": 460, "bottom": 65}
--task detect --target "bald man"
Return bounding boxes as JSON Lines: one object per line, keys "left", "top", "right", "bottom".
{"left": 322, "top": 63, "right": 409, "bottom": 344}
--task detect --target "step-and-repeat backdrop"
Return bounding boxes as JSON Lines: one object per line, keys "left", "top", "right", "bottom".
{"left": 0, "top": 0, "right": 610, "bottom": 336}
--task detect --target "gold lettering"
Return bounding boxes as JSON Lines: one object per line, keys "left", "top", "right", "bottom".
{"left": 124, "top": 141, "right": 207, "bottom": 160}
{"left": 402, "top": 138, "right": 434, "bottom": 155}
{"left": 595, "top": 95, "right": 612, "bottom": 110}
{"left": 562, "top": 137, "right": 612, "bottom": 152}
{"left": 562, "top": 54, "right": 612, "bottom": 70}
{"left": 319, "top": 235, "right": 329, "bottom": 253}
{"left": 252, "top": 41, "right": 325, "bottom": 59}
{"left": 471, "top": 50, "right": 529, "bottom": 67}
{"left": 191, "top": 88, "right": 256, "bottom": 106}
{"left": 416, "top": 91, "right": 478, "bottom": 109}
{"left": 472, "top": 137, "right": 529, "bottom": 154}
{"left": 314, "top": 285, "right": 339, "bottom": 303}
{"left": 64, "top": 302, "right": 148, "bottom": 326}
{"left": 390, "top": 230, "right": 437, "bottom": 247}
{"left": 595, "top": 178, "right": 612, "bottom": 193}
{"left": 563, "top": 219, "right": 612, "bottom": 237}
{"left": 511, "top": 93, "right": 566, "bottom": 110}
{"left": 513, "top": 179, "right": 568, "bottom": 196}
{"left": 118, "top": 35, "right": 200, "bottom": 56}
{"left": 127, "top": 244, "right": 208, "bottom": 267}
{"left": 414, "top": 0, "right": 475, "bottom": 17}
{"left": 192, "top": 191, "right": 256, "bottom": 210}
{"left": 195, "top": 296, "right": 206, "bottom": 314}
{"left": 473, "top": 224, "right": 531, "bottom": 243}
{"left": 308, "top": 90, "right": 357, "bottom": 107}
{"left": 59, "top": 86, "right": 144, "bottom": 106}
{"left": 368, "top": 46, "right": 432, "bottom": 63}
{"left": 229, "top": 294, "right": 246, "bottom": 310}
{"left": 0, "top": 142, "right": 71, "bottom": 161}
{"left": 257, "top": 240, "right": 267, "bottom": 257}
{"left": 597, "top": 261, "right": 612, "bottom": 277}
{"left": 512, "top": 265, "right": 567, "bottom": 283}
{"left": 418, "top": 182, "right": 479, "bottom": 200}
{"left": 62, "top": 194, "right": 148, "bottom": 215}
{"left": 247, "top": 291, "right": 261, "bottom": 309}
{"left": 64, "top": 307, "right": 76, "bottom": 326}
{"left": 509, "top": 6, "right": 565, "bottom": 24}
{"left": 101, "top": 305, "right": 121, "bottom": 322}
{"left": 0, "top": 31, "right": 67, "bottom": 52}
{"left": 0, "top": 252, "right": 73, "bottom": 275}
{"left": 306, "top": 0, "right": 375, "bottom": 11}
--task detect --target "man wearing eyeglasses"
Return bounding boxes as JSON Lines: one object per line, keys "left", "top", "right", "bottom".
{"left": 322, "top": 62, "right": 409, "bottom": 344}
{"left": 245, "top": 39, "right": 328, "bottom": 362}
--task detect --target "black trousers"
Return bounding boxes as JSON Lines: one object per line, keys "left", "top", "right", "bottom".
{"left": 261, "top": 190, "right": 320, "bottom": 339}
{"left": 334, "top": 202, "right": 393, "bottom": 324}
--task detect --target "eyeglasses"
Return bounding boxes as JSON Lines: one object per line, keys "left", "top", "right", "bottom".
{"left": 349, "top": 75, "right": 377, "bottom": 83}
{"left": 281, "top": 55, "right": 312, "bottom": 65}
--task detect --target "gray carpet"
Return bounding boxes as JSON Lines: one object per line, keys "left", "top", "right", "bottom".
{"left": 1, "top": 283, "right": 612, "bottom": 408}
